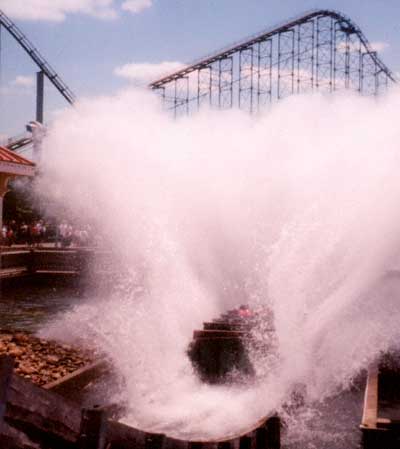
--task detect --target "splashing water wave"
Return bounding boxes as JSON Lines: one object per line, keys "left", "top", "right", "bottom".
{"left": 38, "top": 88, "right": 400, "bottom": 441}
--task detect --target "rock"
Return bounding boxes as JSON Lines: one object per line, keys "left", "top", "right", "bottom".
{"left": 46, "top": 355, "right": 60, "bottom": 364}
{"left": 14, "top": 333, "right": 30, "bottom": 343}
{"left": 19, "top": 363, "right": 37, "bottom": 375}
{"left": 0, "top": 334, "right": 13, "bottom": 342}
{"left": 0, "top": 331, "right": 93, "bottom": 386}
{"left": 9, "top": 347, "right": 24, "bottom": 357}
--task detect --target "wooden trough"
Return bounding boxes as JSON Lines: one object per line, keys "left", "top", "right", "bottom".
{"left": 0, "top": 305, "right": 280, "bottom": 447}
{"left": 43, "top": 359, "right": 110, "bottom": 402}
{"left": 0, "top": 355, "right": 281, "bottom": 449}
{"left": 361, "top": 354, "right": 400, "bottom": 448}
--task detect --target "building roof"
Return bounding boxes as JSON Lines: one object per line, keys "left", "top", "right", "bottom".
{"left": 0, "top": 145, "right": 35, "bottom": 177}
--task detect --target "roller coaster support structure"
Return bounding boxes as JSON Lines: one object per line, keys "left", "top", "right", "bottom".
{"left": 149, "top": 10, "right": 396, "bottom": 117}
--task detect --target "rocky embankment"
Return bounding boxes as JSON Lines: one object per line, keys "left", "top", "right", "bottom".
{"left": 0, "top": 331, "right": 92, "bottom": 386}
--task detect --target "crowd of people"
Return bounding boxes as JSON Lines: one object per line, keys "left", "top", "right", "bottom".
{"left": 55, "top": 221, "right": 93, "bottom": 248}
{"left": 1, "top": 220, "right": 94, "bottom": 248}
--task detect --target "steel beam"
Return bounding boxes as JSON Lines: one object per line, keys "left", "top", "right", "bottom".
{"left": 36, "top": 70, "right": 44, "bottom": 124}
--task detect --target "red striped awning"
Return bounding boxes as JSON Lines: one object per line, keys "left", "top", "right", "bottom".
{"left": 0, "top": 146, "right": 35, "bottom": 176}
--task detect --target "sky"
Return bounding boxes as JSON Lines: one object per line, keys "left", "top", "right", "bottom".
{"left": 0, "top": 0, "right": 399, "bottom": 138}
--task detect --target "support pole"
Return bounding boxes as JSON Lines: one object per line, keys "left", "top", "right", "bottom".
{"left": 78, "top": 406, "right": 108, "bottom": 449}
{"left": 36, "top": 70, "right": 44, "bottom": 124}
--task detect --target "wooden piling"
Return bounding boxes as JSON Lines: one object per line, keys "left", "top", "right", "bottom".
{"left": 239, "top": 436, "right": 252, "bottom": 449}
{"left": 78, "top": 406, "right": 108, "bottom": 449}
{"left": 188, "top": 442, "right": 204, "bottom": 449}
{"left": 265, "top": 416, "right": 281, "bottom": 449}
{"left": 28, "top": 249, "right": 35, "bottom": 275}
{"left": 145, "top": 432, "right": 165, "bottom": 449}
{"left": 256, "top": 425, "right": 268, "bottom": 449}
{"left": 0, "top": 356, "right": 13, "bottom": 425}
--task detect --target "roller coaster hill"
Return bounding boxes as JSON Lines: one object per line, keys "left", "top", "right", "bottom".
{"left": 0, "top": 8, "right": 396, "bottom": 152}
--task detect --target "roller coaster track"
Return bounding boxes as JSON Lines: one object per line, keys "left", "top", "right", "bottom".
{"left": 0, "top": 9, "right": 77, "bottom": 151}
{"left": 1, "top": 132, "right": 33, "bottom": 151}
{"left": 0, "top": 8, "right": 396, "bottom": 145}
{"left": 0, "top": 9, "right": 75, "bottom": 105}
{"left": 149, "top": 9, "right": 396, "bottom": 116}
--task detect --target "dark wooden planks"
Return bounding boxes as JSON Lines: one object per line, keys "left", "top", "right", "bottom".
{"left": 6, "top": 372, "right": 81, "bottom": 445}
{"left": 44, "top": 360, "right": 109, "bottom": 402}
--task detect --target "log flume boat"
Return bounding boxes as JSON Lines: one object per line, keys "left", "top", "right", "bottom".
{"left": 0, "top": 306, "right": 281, "bottom": 449}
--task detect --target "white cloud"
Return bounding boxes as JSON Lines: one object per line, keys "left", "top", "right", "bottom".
{"left": 1, "top": 0, "right": 118, "bottom": 22}
{"left": 114, "top": 61, "right": 186, "bottom": 84}
{"left": 1, "top": 0, "right": 155, "bottom": 21}
{"left": 336, "top": 42, "right": 362, "bottom": 53}
{"left": 337, "top": 41, "right": 390, "bottom": 54}
{"left": 0, "top": 75, "right": 35, "bottom": 96}
{"left": 11, "top": 75, "right": 35, "bottom": 88}
{"left": 121, "top": 0, "right": 152, "bottom": 14}
{"left": 370, "top": 41, "right": 390, "bottom": 53}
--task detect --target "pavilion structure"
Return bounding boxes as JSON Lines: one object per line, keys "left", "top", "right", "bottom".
{"left": 0, "top": 146, "right": 35, "bottom": 233}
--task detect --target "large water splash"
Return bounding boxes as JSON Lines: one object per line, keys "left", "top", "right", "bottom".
{"left": 38, "top": 87, "right": 400, "bottom": 441}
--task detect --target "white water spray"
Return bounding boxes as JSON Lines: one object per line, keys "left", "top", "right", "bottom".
{"left": 38, "top": 87, "right": 400, "bottom": 440}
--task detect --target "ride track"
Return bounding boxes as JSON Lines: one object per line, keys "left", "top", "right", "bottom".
{"left": 0, "top": 9, "right": 76, "bottom": 150}
{"left": 149, "top": 9, "right": 396, "bottom": 117}
{"left": 0, "top": 10, "right": 75, "bottom": 106}
{"left": 0, "top": 8, "right": 396, "bottom": 142}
